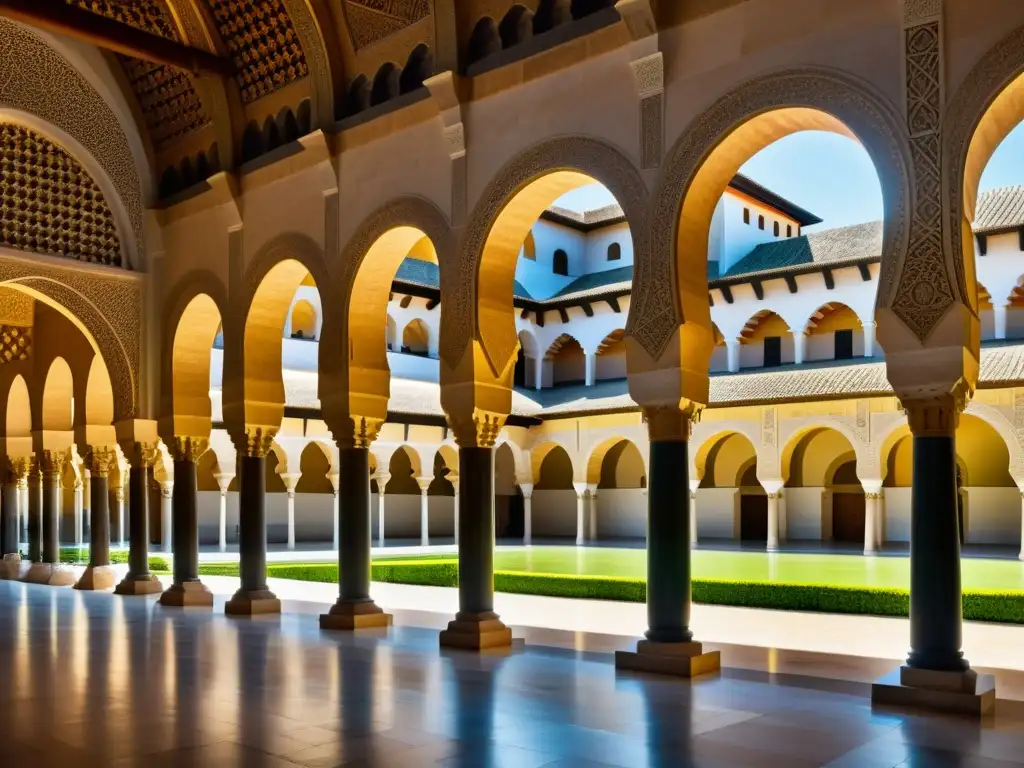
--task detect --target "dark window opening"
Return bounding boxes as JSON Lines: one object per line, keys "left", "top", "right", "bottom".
{"left": 834, "top": 329, "right": 854, "bottom": 360}
{"left": 773, "top": 221, "right": 780, "bottom": 237}
{"left": 607, "top": 242, "right": 621, "bottom": 261}
{"left": 787, "top": 224, "right": 792, "bottom": 237}
{"left": 758, "top": 215, "right": 765, "bottom": 231}
{"left": 553, "top": 249, "right": 568, "bottom": 276}
{"left": 743, "top": 208, "right": 750, "bottom": 224}
{"left": 763, "top": 336, "right": 782, "bottom": 367}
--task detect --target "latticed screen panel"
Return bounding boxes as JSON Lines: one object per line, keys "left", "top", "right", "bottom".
{"left": 0, "top": 124, "right": 122, "bottom": 266}
{"left": 0, "top": 325, "right": 31, "bottom": 364}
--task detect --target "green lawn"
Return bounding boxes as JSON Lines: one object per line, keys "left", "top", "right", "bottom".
{"left": 372, "top": 546, "right": 1024, "bottom": 592}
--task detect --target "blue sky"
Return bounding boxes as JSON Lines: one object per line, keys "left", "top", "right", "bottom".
{"left": 555, "top": 124, "right": 1024, "bottom": 231}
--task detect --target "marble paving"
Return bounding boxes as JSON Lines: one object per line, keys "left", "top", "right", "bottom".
{"left": 2, "top": 581, "right": 1024, "bottom": 767}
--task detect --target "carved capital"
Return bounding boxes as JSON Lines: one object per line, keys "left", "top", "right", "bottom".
{"left": 85, "top": 446, "right": 118, "bottom": 477}
{"left": 6, "top": 456, "right": 28, "bottom": 484}
{"left": 231, "top": 427, "right": 276, "bottom": 458}
{"left": 865, "top": 492, "right": 884, "bottom": 500}
{"left": 629, "top": 51, "right": 664, "bottom": 98}
{"left": 329, "top": 416, "right": 384, "bottom": 451}
{"left": 37, "top": 449, "right": 65, "bottom": 477}
{"left": 448, "top": 409, "right": 506, "bottom": 449}
{"left": 901, "top": 381, "right": 970, "bottom": 437}
{"left": 643, "top": 402, "right": 703, "bottom": 443}
{"left": 170, "top": 436, "right": 210, "bottom": 463}
{"left": 118, "top": 440, "right": 159, "bottom": 469}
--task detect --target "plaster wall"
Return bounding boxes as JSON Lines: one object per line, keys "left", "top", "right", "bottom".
{"left": 694, "top": 488, "right": 738, "bottom": 539}
{"left": 514, "top": 219, "right": 584, "bottom": 299}
{"left": 595, "top": 489, "right": 646, "bottom": 539}
{"left": 720, "top": 194, "right": 801, "bottom": 273}
{"left": 964, "top": 488, "right": 1020, "bottom": 544}
{"left": 531, "top": 489, "right": 578, "bottom": 537}
{"left": 581, "top": 221, "right": 633, "bottom": 274}
{"left": 785, "top": 486, "right": 825, "bottom": 540}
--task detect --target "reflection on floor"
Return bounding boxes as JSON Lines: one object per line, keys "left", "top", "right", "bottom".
{"left": 2, "top": 582, "right": 1024, "bottom": 767}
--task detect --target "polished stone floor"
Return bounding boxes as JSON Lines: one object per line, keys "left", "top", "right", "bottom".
{"left": 2, "top": 583, "right": 1024, "bottom": 767}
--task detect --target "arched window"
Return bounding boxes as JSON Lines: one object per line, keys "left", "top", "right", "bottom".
{"left": 787, "top": 224, "right": 793, "bottom": 237}
{"left": 290, "top": 299, "right": 317, "bottom": 340}
{"left": 371, "top": 63, "right": 400, "bottom": 106}
{"left": 468, "top": 17, "right": 501, "bottom": 66}
{"left": 758, "top": 215, "right": 765, "bottom": 231}
{"left": 499, "top": 5, "right": 533, "bottom": 48}
{"left": 773, "top": 221, "right": 780, "bottom": 236}
{"left": 553, "top": 249, "right": 569, "bottom": 276}
{"left": 346, "top": 75, "right": 371, "bottom": 116}
{"left": 743, "top": 208, "right": 750, "bottom": 224}
{"left": 607, "top": 242, "right": 621, "bottom": 261}
{"left": 402, "top": 318, "right": 430, "bottom": 356}
{"left": 400, "top": 45, "right": 433, "bottom": 94}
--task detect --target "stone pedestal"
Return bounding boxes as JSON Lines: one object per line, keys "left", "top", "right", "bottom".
{"left": 439, "top": 612, "right": 513, "bottom": 650}
{"left": 74, "top": 564, "right": 118, "bottom": 591}
{"left": 872, "top": 667, "right": 995, "bottom": 716}
{"left": 159, "top": 580, "right": 214, "bottom": 607}
{"left": 225, "top": 589, "right": 281, "bottom": 616}
{"left": 615, "top": 640, "right": 721, "bottom": 678}
{"left": 23, "top": 562, "right": 76, "bottom": 586}
{"left": 114, "top": 574, "right": 163, "bottom": 595}
{"left": 0, "top": 553, "right": 22, "bottom": 580}
{"left": 320, "top": 600, "right": 391, "bottom": 630}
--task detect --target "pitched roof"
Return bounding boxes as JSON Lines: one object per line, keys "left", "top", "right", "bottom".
{"left": 974, "top": 185, "right": 1024, "bottom": 234}
{"left": 393, "top": 258, "right": 533, "bottom": 299}
{"left": 721, "top": 220, "right": 884, "bottom": 279}
{"left": 549, "top": 265, "right": 634, "bottom": 300}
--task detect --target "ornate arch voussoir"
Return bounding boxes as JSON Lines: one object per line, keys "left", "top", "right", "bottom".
{"left": 639, "top": 67, "right": 912, "bottom": 359}
{"left": 449, "top": 135, "right": 650, "bottom": 371}
{"left": 242, "top": 231, "right": 330, "bottom": 315}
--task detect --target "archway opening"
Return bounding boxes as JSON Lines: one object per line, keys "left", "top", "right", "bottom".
{"left": 595, "top": 329, "right": 626, "bottom": 381}
{"left": 170, "top": 293, "right": 223, "bottom": 437}
{"left": 695, "top": 432, "right": 759, "bottom": 542}
{"left": 401, "top": 319, "right": 430, "bottom": 357}
{"left": 739, "top": 310, "right": 792, "bottom": 369}
{"left": 804, "top": 302, "right": 865, "bottom": 362}
{"left": 289, "top": 298, "right": 317, "bottom": 340}
{"left": 543, "top": 333, "right": 585, "bottom": 387}
{"left": 495, "top": 442, "right": 519, "bottom": 538}
{"left": 531, "top": 443, "right": 575, "bottom": 540}
{"left": 782, "top": 427, "right": 860, "bottom": 544}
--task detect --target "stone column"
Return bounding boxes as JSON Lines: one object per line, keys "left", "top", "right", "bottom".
{"left": 416, "top": 476, "right": 432, "bottom": 546}
{"left": 862, "top": 479, "right": 883, "bottom": 556}
{"left": 584, "top": 350, "right": 597, "bottom": 386}
{"left": 375, "top": 472, "right": 390, "bottom": 548}
{"left": 225, "top": 430, "right": 280, "bottom": 615}
{"left": 573, "top": 482, "right": 587, "bottom": 545}
{"left": 328, "top": 473, "right": 339, "bottom": 551}
{"left": 214, "top": 472, "right": 233, "bottom": 553}
{"left": 75, "top": 447, "right": 118, "bottom": 590}
{"left": 439, "top": 420, "right": 512, "bottom": 650}
{"left": 900, "top": 395, "right": 975, "bottom": 687}
{"left": 26, "top": 459, "right": 41, "bottom": 564}
{"left": 793, "top": 333, "right": 807, "bottom": 365}
{"left": 25, "top": 451, "right": 74, "bottom": 585}
{"left": 0, "top": 460, "right": 21, "bottom": 577}
{"left": 726, "top": 339, "right": 741, "bottom": 373}
{"left": 114, "top": 442, "right": 162, "bottom": 595}
{"left": 160, "top": 437, "right": 213, "bottom": 607}
{"left": 320, "top": 443, "right": 391, "bottom": 630}
{"left": 688, "top": 481, "right": 699, "bottom": 547}
{"left": 863, "top": 320, "right": 878, "bottom": 357}
{"left": 73, "top": 477, "right": 84, "bottom": 547}
{"left": 159, "top": 481, "right": 173, "bottom": 553}
{"left": 616, "top": 405, "right": 719, "bottom": 677}
{"left": 18, "top": 473, "right": 27, "bottom": 548}
{"left": 82, "top": 470, "right": 90, "bottom": 541}
{"left": 450, "top": 473, "right": 460, "bottom": 545}
{"left": 115, "top": 483, "right": 126, "bottom": 549}
{"left": 533, "top": 357, "right": 544, "bottom": 390}
{"left": 762, "top": 480, "right": 783, "bottom": 552}
{"left": 280, "top": 473, "right": 300, "bottom": 551}
{"left": 587, "top": 483, "right": 599, "bottom": 541}
{"left": 993, "top": 302, "right": 1009, "bottom": 341}
{"left": 520, "top": 483, "right": 533, "bottom": 545}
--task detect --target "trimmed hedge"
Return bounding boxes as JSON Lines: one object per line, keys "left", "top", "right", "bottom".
{"left": 188, "top": 559, "right": 1024, "bottom": 624}
{"left": 59, "top": 547, "right": 169, "bottom": 573}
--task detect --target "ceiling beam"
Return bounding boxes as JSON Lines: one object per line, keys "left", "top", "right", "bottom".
{"left": 0, "top": 0, "right": 232, "bottom": 77}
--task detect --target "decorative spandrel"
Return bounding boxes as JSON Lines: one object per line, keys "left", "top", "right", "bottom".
{"left": 344, "top": 0, "right": 431, "bottom": 49}
{"left": 0, "top": 123, "right": 121, "bottom": 266}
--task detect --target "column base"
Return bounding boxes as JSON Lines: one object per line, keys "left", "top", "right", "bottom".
{"left": 225, "top": 588, "right": 281, "bottom": 616}
{"left": 615, "top": 639, "right": 721, "bottom": 679}
{"left": 871, "top": 666, "right": 995, "bottom": 716}
{"left": 74, "top": 564, "right": 119, "bottom": 591}
{"left": 22, "top": 562, "right": 76, "bottom": 587}
{"left": 0, "top": 553, "right": 22, "bottom": 580}
{"left": 439, "top": 612, "right": 513, "bottom": 651}
{"left": 159, "top": 580, "right": 214, "bottom": 607}
{"left": 320, "top": 600, "right": 392, "bottom": 631}
{"left": 114, "top": 574, "right": 164, "bottom": 595}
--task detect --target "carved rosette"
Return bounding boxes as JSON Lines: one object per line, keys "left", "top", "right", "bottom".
{"left": 643, "top": 402, "right": 703, "bottom": 443}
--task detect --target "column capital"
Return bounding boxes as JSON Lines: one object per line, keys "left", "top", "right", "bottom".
{"left": 84, "top": 446, "right": 118, "bottom": 477}
{"left": 159, "top": 481, "right": 174, "bottom": 498}
{"left": 327, "top": 472, "right": 339, "bottom": 493}
{"left": 6, "top": 456, "right": 29, "bottom": 483}
{"left": 760, "top": 478, "right": 784, "bottom": 496}
{"left": 642, "top": 402, "right": 703, "bottom": 443}
{"left": 38, "top": 449, "right": 65, "bottom": 477}
{"left": 416, "top": 476, "right": 433, "bottom": 493}
{"left": 230, "top": 426, "right": 276, "bottom": 458}
{"left": 118, "top": 440, "right": 160, "bottom": 469}
{"left": 280, "top": 472, "right": 301, "bottom": 494}
{"left": 901, "top": 381, "right": 971, "bottom": 437}
{"left": 213, "top": 472, "right": 234, "bottom": 493}
{"left": 327, "top": 415, "right": 384, "bottom": 450}
{"left": 448, "top": 408, "right": 506, "bottom": 448}
{"left": 518, "top": 482, "right": 533, "bottom": 499}
{"left": 572, "top": 481, "right": 589, "bottom": 498}
{"left": 374, "top": 472, "right": 391, "bottom": 493}
{"left": 168, "top": 436, "right": 210, "bottom": 463}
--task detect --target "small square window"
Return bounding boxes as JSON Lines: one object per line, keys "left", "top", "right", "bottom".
{"left": 758, "top": 215, "right": 765, "bottom": 231}
{"left": 743, "top": 208, "right": 750, "bottom": 225}
{"left": 773, "top": 221, "right": 780, "bottom": 237}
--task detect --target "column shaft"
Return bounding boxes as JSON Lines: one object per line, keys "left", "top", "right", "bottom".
{"left": 646, "top": 440, "right": 693, "bottom": 643}
{"left": 1, "top": 480, "right": 16, "bottom": 556}
{"left": 172, "top": 459, "right": 200, "bottom": 585}
{"left": 688, "top": 491, "right": 697, "bottom": 547}
{"left": 127, "top": 466, "right": 151, "bottom": 579}
{"left": 238, "top": 455, "right": 267, "bottom": 593}
{"left": 420, "top": 487, "right": 429, "bottom": 546}
{"left": 27, "top": 470, "right": 41, "bottom": 562}
{"left": 377, "top": 492, "right": 386, "bottom": 547}
{"left": 161, "top": 485, "right": 172, "bottom": 553}
{"left": 458, "top": 447, "right": 495, "bottom": 616}
{"left": 908, "top": 435, "right": 967, "bottom": 672}
{"left": 287, "top": 491, "right": 296, "bottom": 550}
{"left": 338, "top": 448, "right": 372, "bottom": 603}
{"left": 767, "top": 494, "right": 779, "bottom": 551}
{"left": 89, "top": 474, "right": 110, "bottom": 567}
{"left": 42, "top": 468, "right": 60, "bottom": 564}
{"left": 523, "top": 494, "right": 532, "bottom": 545}
{"left": 864, "top": 495, "right": 878, "bottom": 555}
{"left": 219, "top": 491, "right": 228, "bottom": 552}
{"left": 575, "top": 492, "right": 585, "bottom": 545}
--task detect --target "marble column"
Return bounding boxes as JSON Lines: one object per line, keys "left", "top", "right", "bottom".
{"left": 993, "top": 302, "right": 1009, "bottom": 341}
{"left": 793, "top": 333, "right": 807, "bottom": 365}
{"left": 75, "top": 448, "right": 118, "bottom": 590}
{"left": 520, "top": 483, "right": 533, "bottom": 545}
{"left": 281, "top": 473, "right": 300, "bottom": 551}
{"left": 114, "top": 443, "right": 162, "bottom": 595}
{"left": 862, "top": 479, "right": 883, "bottom": 556}
{"left": 115, "top": 483, "right": 126, "bottom": 549}
{"left": 584, "top": 351, "right": 597, "bottom": 386}
{"left": 439, "top": 443, "right": 512, "bottom": 650}
{"left": 533, "top": 357, "right": 544, "bottom": 390}
{"left": 25, "top": 451, "right": 74, "bottom": 585}
{"left": 688, "top": 482, "right": 699, "bottom": 547}
{"left": 587, "top": 483, "right": 598, "bottom": 541}
{"left": 450, "top": 474, "right": 460, "bottom": 545}
{"left": 73, "top": 478, "right": 84, "bottom": 547}
{"left": 862, "top": 320, "right": 877, "bottom": 357}
{"left": 26, "top": 459, "right": 41, "bottom": 564}
{"left": 375, "top": 472, "right": 390, "bottom": 548}
{"left": 415, "top": 477, "right": 431, "bottom": 546}
{"left": 0, "top": 461, "right": 19, "bottom": 570}
{"left": 225, "top": 432, "right": 280, "bottom": 615}
{"left": 159, "top": 481, "right": 173, "bottom": 553}
{"left": 18, "top": 474, "right": 27, "bottom": 549}
{"left": 616, "top": 406, "right": 719, "bottom": 677}
{"left": 320, "top": 446, "right": 390, "bottom": 630}
{"left": 214, "top": 472, "right": 233, "bottom": 553}
{"left": 573, "top": 482, "right": 587, "bottom": 545}
{"left": 762, "top": 480, "right": 783, "bottom": 552}
{"left": 160, "top": 438, "right": 212, "bottom": 607}
{"left": 726, "top": 339, "right": 741, "bottom": 373}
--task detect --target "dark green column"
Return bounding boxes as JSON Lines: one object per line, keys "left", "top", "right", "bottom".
{"left": 646, "top": 439, "right": 694, "bottom": 643}
{"left": 115, "top": 451, "right": 162, "bottom": 595}
{"left": 907, "top": 433, "right": 968, "bottom": 672}
{"left": 41, "top": 454, "right": 61, "bottom": 565}
{"left": 457, "top": 446, "right": 495, "bottom": 616}
{"left": 226, "top": 450, "right": 279, "bottom": 614}
{"left": 27, "top": 462, "right": 41, "bottom": 563}
{"left": 88, "top": 469, "right": 110, "bottom": 568}
{"left": 320, "top": 446, "right": 389, "bottom": 629}
{"left": 171, "top": 458, "right": 200, "bottom": 586}
{"left": 1, "top": 468, "right": 17, "bottom": 557}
